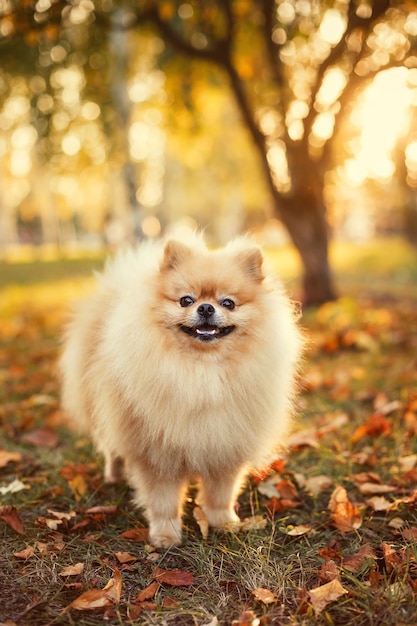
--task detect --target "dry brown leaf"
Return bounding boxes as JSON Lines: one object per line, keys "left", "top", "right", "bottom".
{"left": 86, "top": 505, "right": 118, "bottom": 515}
{"left": 133, "top": 581, "right": 160, "bottom": 602}
{"left": 401, "top": 527, "right": 417, "bottom": 541}
{"left": 240, "top": 515, "right": 267, "bottom": 532}
{"left": 47, "top": 509, "right": 76, "bottom": 521}
{"left": 60, "top": 563, "right": 84, "bottom": 577}
{"left": 0, "top": 505, "right": 24, "bottom": 535}
{"left": 13, "top": 545, "right": 35, "bottom": 560}
{"left": 308, "top": 579, "right": 348, "bottom": 614}
{"left": 153, "top": 567, "right": 194, "bottom": 586}
{"left": 342, "top": 544, "right": 376, "bottom": 573}
{"left": 328, "top": 486, "right": 362, "bottom": 533}
{"left": 193, "top": 505, "right": 209, "bottom": 539}
{"left": 68, "top": 475, "right": 88, "bottom": 501}
{"left": 120, "top": 527, "right": 149, "bottom": 542}
{"left": 251, "top": 587, "right": 278, "bottom": 604}
{"left": 66, "top": 568, "right": 122, "bottom": 611}
{"left": 286, "top": 524, "right": 312, "bottom": 536}
{"left": 232, "top": 610, "right": 261, "bottom": 626}
{"left": 305, "top": 475, "right": 333, "bottom": 495}
{"left": 357, "top": 482, "right": 395, "bottom": 496}
{"left": 288, "top": 428, "right": 319, "bottom": 449}
{"left": 366, "top": 496, "right": 391, "bottom": 511}
{"left": 114, "top": 551, "right": 137, "bottom": 564}
{"left": 318, "top": 559, "right": 339, "bottom": 583}
{"left": 21, "top": 428, "right": 59, "bottom": 448}
{"left": 0, "top": 450, "right": 22, "bottom": 468}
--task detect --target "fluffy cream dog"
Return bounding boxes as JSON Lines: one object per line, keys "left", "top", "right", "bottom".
{"left": 59, "top": 234, "right": 302, "bottom": 547}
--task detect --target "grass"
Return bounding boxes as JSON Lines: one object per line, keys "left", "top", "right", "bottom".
{"left": 0, "top": 238, "right": 417, "bottom": 625}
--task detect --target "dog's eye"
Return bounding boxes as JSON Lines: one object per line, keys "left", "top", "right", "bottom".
{"left": 220, "top": 298, "right": 235, "bottom": 310}
{"left": 179, "top": 295, "right": 195, "bottom": 307}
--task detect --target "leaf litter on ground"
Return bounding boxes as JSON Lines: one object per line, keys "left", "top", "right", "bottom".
{"left": 1, "top": 247, "right": 417, "bottom": 625}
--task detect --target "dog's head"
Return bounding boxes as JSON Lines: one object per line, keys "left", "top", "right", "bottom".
{"left": 154, "top": 237, "right": 266, "bottom": 350}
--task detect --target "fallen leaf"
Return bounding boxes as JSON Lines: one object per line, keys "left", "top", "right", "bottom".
{"left": 328, "top": 486, "right": 362, "bottom": 533}
{"left": 308, "top": 578, "right": 348, "bottom": 614}
{"left": 342, "top": 544, "right": 376, "bottom": 573}
{"left": 251, "top": 587, "right": 278, "bottom": 604}
{"left": 162, "top": 596, "right": 179, "bottom": 607}
{"left": 0, "top": 479, "right": 29, "bottom": 495}
{"left": 114, "top": 551, "right": 137, "bottom": 564}
{"left": 0, "top": 450, "right": 22, "bottom": 468}
{"left": 21, "top": 428, "right": 59, "bottom": 448}
{"left": 68, "top": 475, "right": 88, "bottom": 501}
{"left": 66, "top": 569, "right": 122, "bottom": 611}
{"left": 86, "top": 505, "right": 118, "bottom": 515}
{"left": 201, "top": 616, "right": 219, "bottom": 626}
{"left": 232, "top": 610, "right": 260, "bottom": 626}
{"left": 288, "top": 428, "right": 319, "bottom": 449}
{"left": 286, "top": 524, "right": 312, "bottom": 536}
{"left": 388, "top": 517, "right": 405, "bottom": 529}
{"left": 401, "top": 527, "right": 417, "bottom": 541}
{"left": 60, "top": 563, "right": 84, "bottom": 577}
{"left": 357, "top": 482, "right": 395, "bottom": 496}
{"left": 0, "top": 505, "right": 24, "bottom": 535}
{"left": 119, "top": 528, "right": 149, "bottom": 542}
{"left": 399, "top": 455, "right": 417, "bottom": 472}
{"left": 153, "top": 567, "right": 194, "bottom": 586}
{"left": 239, "top": 515, "right": 267, "bottom": 532}
{"left": 318, "top": 559, "right": 339, "bottom": 583}
{"left": 366, "top": 496, "right": 391, "bottom": 511}
{"left": 351, "top": 413, "right": 391, "bottom": 443}
{"left": 256, "top": 474, "right": 282, "bottom": 499}
{"left": 193, "top": 505, "right": 209, "bottom": 539}
{"left": 133, "top": 581, "right": 160, "bottom": 602}
{"left": 47, "top": 509, "right": 76, "bottom": 521}
{"left": 305, "top": 475, "right": 333, "bottom": 495}
{"left": 13, "top": 545, "right": 35, "bottom": 560}
{"left": 382, "top": 543, "right": 403, "bottom": 573}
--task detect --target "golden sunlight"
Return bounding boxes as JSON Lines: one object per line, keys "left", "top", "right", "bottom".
{"left": 345, "top": 68, "right": 413, "bottom": 185}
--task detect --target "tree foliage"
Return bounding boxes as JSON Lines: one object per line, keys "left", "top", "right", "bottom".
{"left": 1, "top": 1, "right": 417, "bottom": 302}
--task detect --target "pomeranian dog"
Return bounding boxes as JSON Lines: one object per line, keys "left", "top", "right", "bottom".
{"left": 59, "top": 233, "right": 302, "bottom": 548}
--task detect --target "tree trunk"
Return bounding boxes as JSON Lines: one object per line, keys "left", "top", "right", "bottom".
{"left": 279, "top": 195, "right": 337, "bottom": 305}
{"left": 224, "top": 61, "right": 336, "bottom": 305}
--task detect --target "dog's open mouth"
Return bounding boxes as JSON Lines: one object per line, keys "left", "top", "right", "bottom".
{"left": 179, "top": 324, "right": 235, "bottom": 342}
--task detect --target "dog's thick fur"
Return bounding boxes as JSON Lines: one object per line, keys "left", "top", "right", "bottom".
{"left": 59, "top": 234, "right": 302, "bottom": 547}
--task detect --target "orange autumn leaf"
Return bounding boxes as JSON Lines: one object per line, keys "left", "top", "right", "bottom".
{"left": 119, "top": 527, "right": 149, "bottom": 542}
{"left": 13, "top": 545, "right": 35, "bottom": 560}
{"left": 0, "top": 505, "right": 24, "bottom": 535}
{"left": 232, "top": 609, "right": 261, "bottom": 626}
{"left": 351, "top": 413, "right": 392, "bottom": 443}
{"left": 114, "top": 551, "right": 137, "bottom": 564}
{"left": 328, "top": 486, "right": 362, "bottom": 533}
{"left": 68, "top": 474, "right": 88, "bottom": 501}
{"left": 308, "top": 579, "right": 348, "bottom": 614}
{"left": 153, "top": 567, "right": 194, "bottom": 586}
{"left": 60, "top": 563, "right": 84, "bottom": 577}
{"left": 0, "top": 450, "right": 22, "bottom": 468}
{"left": 251, "top": 587, "right": 278, "bottom": 604}
{"left": 133, "top": 581, "right": 160, "bottom": 602}
{"left": 66, "top": 569, "right": 122, "bottom": 611}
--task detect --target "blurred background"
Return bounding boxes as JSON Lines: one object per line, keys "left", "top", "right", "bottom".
{"left": 1, "top": 0, "right": 417, "bottom": 303}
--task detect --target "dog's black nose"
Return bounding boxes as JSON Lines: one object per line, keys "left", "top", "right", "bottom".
{"left": 197, "top": 303, "right": 215, "bottom": 319}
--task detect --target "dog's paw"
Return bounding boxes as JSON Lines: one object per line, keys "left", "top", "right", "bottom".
{"left": 203, "top": 507, "right": 240, "bottom": 530}
{"left": 149, "top": 518, "right": 182, "bottom": 548}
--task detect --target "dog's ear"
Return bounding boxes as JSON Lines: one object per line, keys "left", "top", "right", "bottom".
{"left": 161, "top": 240, "right": 192, "bottom": 271}
{"left": 239, "top": 247, "right": 264, "bottom": 282}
